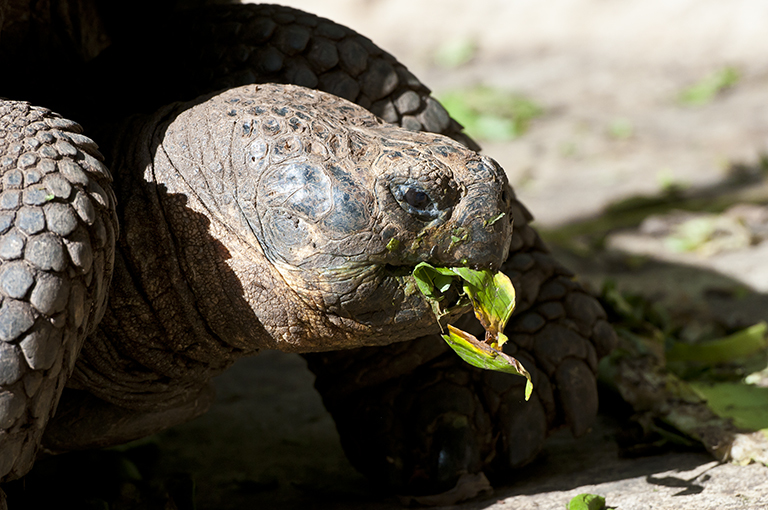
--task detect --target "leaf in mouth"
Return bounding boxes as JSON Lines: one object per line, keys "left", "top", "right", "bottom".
{"left": 413, "top": 262, "right": 533, "bottom": 400}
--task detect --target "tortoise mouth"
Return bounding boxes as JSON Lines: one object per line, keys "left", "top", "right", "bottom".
{"left": 381, "top": 263, "right": 414, "bottom": 277}
{"left": 381, "top": 263, "right": 471, "bottom": 319}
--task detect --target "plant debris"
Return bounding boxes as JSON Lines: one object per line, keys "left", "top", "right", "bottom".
{"left": 598, "top": 282, "right": 768, "bottom": 466}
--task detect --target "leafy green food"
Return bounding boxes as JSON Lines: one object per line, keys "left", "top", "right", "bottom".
{"left": 444, "top": 325, "right": 533, "bottom": 400}
{"left": 413, "top": 262, "right": 533, "bottom": 400}
{"left": 449, "top": 266, "right": 515, "bottom": 348}
{"left": 566, "top": 493, "right": 607, "bottom": 510}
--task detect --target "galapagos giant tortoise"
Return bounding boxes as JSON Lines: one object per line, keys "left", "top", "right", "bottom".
{"left": 0, "top": 0, "right": 616, "bottom": 498}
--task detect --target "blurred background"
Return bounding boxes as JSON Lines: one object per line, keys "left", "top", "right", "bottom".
{"left": 270, "top": 0, "right": 768, "bottom": 226}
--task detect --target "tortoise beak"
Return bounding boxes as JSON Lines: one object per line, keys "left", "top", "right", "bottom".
{"left": 430, "top": 181, "right": 513, "bottom": 271}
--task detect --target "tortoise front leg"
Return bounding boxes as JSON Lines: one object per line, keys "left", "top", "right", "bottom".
{"left": 0, "top": 101, "right": 117, "bottom": 481}
{"left": 304, "top": 206, "right": 616, "bottom": 494}
{"left": 304, "top": 335, "right": 546, "bottom": 494}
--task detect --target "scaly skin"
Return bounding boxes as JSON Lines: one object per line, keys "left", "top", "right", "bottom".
{"left": 0, "top": 102, "right": 118, "bottom": 480}
{"left": 0, "top": 2, "right": 617, "bottom": 497}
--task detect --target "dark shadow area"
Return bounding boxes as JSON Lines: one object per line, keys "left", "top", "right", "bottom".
{"left": 645, "top": 472, "right": 708, "bottom": 496}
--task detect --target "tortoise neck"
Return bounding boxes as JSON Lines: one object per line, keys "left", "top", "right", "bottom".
{"left": 72, "top": 113, "right": 268, "bottom": 410}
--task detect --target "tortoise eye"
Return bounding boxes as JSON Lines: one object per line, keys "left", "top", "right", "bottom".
{"left": 404, "top": 188, "right": 430, "bottom": 210}
{"left": 391, "top": 183, "right": 440, "bottom": 221}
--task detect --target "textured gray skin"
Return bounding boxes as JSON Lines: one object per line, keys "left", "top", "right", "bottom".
{"left": 0, "top": 1, "right": 616, "bottom": 497}
{"left": 0, "top": 101, "right": 118, "bottom": 481}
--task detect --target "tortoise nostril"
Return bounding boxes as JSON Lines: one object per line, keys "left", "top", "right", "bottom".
{"left": 501, "top": 187, "right": 511, "bottom": 207}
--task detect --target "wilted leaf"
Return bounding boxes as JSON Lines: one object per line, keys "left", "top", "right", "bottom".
{"left": 597, "top": 278, "right": 768, "bottom": 466}
{"left": 444, "top": 325, "right": 533, "bottom": 400}
{"left": 451, "top": 266, "right": 516, "bottom": 347}
{"left": 413, "top": 262, "right": 531, "bottom": 398}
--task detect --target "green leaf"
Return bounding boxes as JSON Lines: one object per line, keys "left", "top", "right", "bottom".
{"left": 413, "top": 263, "right": 530, "bottom": 396}
{"left": 666, "top": 322, "right": 767, "bottom": 365}
{"left": 689, "top": 381, "right": 768, "bottom": 431}
{"left": 566, "top": 493, "right": 606, "bottom": 510}
{"left": 451, "top": 266, "right": 516, "bottom": 347}
{"left": 433, "top": 274, "right": 454, "bottom": 293}
{"left": 412, "top": 262, "right": 458, "bottom": 301}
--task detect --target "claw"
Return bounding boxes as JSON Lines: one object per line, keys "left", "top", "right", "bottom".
{"left": 498, "top": 392, "right": 547, "bottom": 467}
{"left": 409, "top": 381, "right": 485, "bottom": 492}
{"left": 555, "top": 358, "right": 598, "bottom": 437}
{"left": 429, "top": 416, "right": 481, "bottom": 491}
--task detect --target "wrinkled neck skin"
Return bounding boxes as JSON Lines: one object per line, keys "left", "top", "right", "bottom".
{"left": 75, "top": 84, "right": 512, "bottom": 409}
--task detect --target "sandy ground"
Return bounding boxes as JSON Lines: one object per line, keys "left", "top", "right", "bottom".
{"left": 150, "top": 1, "right": 768, "bottom": 509}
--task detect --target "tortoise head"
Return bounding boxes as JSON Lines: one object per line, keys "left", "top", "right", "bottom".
{"left": 159, "top": 84, "right": 513, "bottom": 351}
